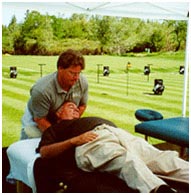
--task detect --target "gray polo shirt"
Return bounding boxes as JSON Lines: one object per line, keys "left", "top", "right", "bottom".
{"left": 28, "top": 72, "right": 88, "bottom": 119}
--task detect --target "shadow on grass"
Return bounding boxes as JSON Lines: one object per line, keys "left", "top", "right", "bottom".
{"left": 143, "top": 92, "right": 163, "bottom": 96}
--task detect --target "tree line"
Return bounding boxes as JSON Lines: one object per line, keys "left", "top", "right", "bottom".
{"left": 2, "top": 10, "right": 187, "bottom": 55}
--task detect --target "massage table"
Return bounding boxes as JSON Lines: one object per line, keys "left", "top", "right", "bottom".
{"left": 6, "top": 138, "right": 41, "bottom": 192}
{"left": 135, "top": 116, "right": 189, "bottom": 157}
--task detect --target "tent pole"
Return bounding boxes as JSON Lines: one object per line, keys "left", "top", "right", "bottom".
{"left": 182, "top": 18, "right": 190, "bottom": 117}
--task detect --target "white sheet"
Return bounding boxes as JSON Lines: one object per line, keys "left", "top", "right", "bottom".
{"left": 6, "top": 138, "right": 41, "bottom": 192}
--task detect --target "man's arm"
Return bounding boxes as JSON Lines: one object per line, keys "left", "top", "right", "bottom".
{"left": 40, "top": 131, "right": 98, "bottom": 158}
{"left": 78, "top": 104, "right": 86, "bottom": 116}
{"left": 34, "top": 117, "right": 52, "bottom": 132}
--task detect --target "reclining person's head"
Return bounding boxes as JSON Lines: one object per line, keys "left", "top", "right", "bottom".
{"left": 57, "top": 101, "right": 80, "bottom": 120}
{"left": 47, "top": 101, "right": 80, "bottom": 124}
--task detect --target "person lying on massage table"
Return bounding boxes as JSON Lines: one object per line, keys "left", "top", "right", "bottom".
{"left": 34, "top": 102, "right": 134, "bottom": 193}
{"left": 36, "top": 102, "right": 188, "bottom": 193}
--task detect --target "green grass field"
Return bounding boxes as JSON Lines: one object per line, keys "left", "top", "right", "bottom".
{"left": 2, "top": 52, "right": 189, "bottom": 147}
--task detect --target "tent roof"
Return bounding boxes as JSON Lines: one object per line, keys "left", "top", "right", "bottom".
{"left": 62, "top": 2, "right": 189, "bottom": 21}
{"left": 3, "top": 2, "right": 189, "bottom": 21}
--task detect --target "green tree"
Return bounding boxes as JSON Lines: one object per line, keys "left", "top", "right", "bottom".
{"left": 2, "top": 11, "right": 187, "bottom": 55}
{"left": 120, "top": 18, "right": 147, "bottom": 52}
{"left": 91, "top": 15, "right": 113, "bottom": 53}
{"left": 2, "top": 25, "right": 12, "bottom": 53}
{"left": 164, "top": 21, "right": 187, "bottom": 51}
{"left": 14, "top": 10, "right": 54, "bottom": 55}
{"left": 140, "top": 21, "right": 164, "bottom": 52}
{"left": 50, "top": 15, "right": 66, "bottom": 39}
{"left": 2, "top": 15, "right": 21, "bottom": 54}
{"left": 58, "top": 14, "right": 90, "bottom": 39}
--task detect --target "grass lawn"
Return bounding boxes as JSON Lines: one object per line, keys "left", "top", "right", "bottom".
{"left": 2, "top": 52, "right": 189, "bottom": 147}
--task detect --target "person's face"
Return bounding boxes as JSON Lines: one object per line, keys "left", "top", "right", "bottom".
{"left": 58, "top": 65, "right": 82, "bottom": 90}
{"left": 56, "top": 102, "right": 80, "bottom": 120}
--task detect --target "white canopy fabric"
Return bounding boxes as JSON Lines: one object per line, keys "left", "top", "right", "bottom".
{"left": 63, "top": 2, "right": 189, "bottom": 21}
{"left": 4, "top": 2, "right": 188, "bottom": 21}
{"left": 3, "top": 1, "right": 190, "bottom": 116}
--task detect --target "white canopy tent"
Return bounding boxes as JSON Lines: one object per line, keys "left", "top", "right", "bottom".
{"left": 3, "top": 1, "right": 190, "bottom": 116}
{"left": 59, "top": 2, "right": 189, "bottom": 20}
{"left": 11, "top": 2, "right": 188, "bottom": 20}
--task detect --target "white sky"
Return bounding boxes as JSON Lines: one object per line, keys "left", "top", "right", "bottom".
{"left": 2, "top": 1, "right": 71, "bottom": 26}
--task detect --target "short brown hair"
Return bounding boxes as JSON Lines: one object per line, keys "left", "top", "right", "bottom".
{"left": 57, "top": 49, "right": 85, "bottom": 69}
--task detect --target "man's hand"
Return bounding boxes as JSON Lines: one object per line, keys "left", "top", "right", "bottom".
{"left": 70, "top": 131, "right": 98, "bottom": 146}
{"left": 34, "top": 117, "right": 52, "bottom": 132}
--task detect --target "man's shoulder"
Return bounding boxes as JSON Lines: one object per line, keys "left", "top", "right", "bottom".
{"left": 36, "top": 72, "right": 56, "bottom": 85}
{"left": 32, "top": 72, "right": 57, "bottom": 92}
{"left": 79, "top": 74, "right": 88, "bottom": 86}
